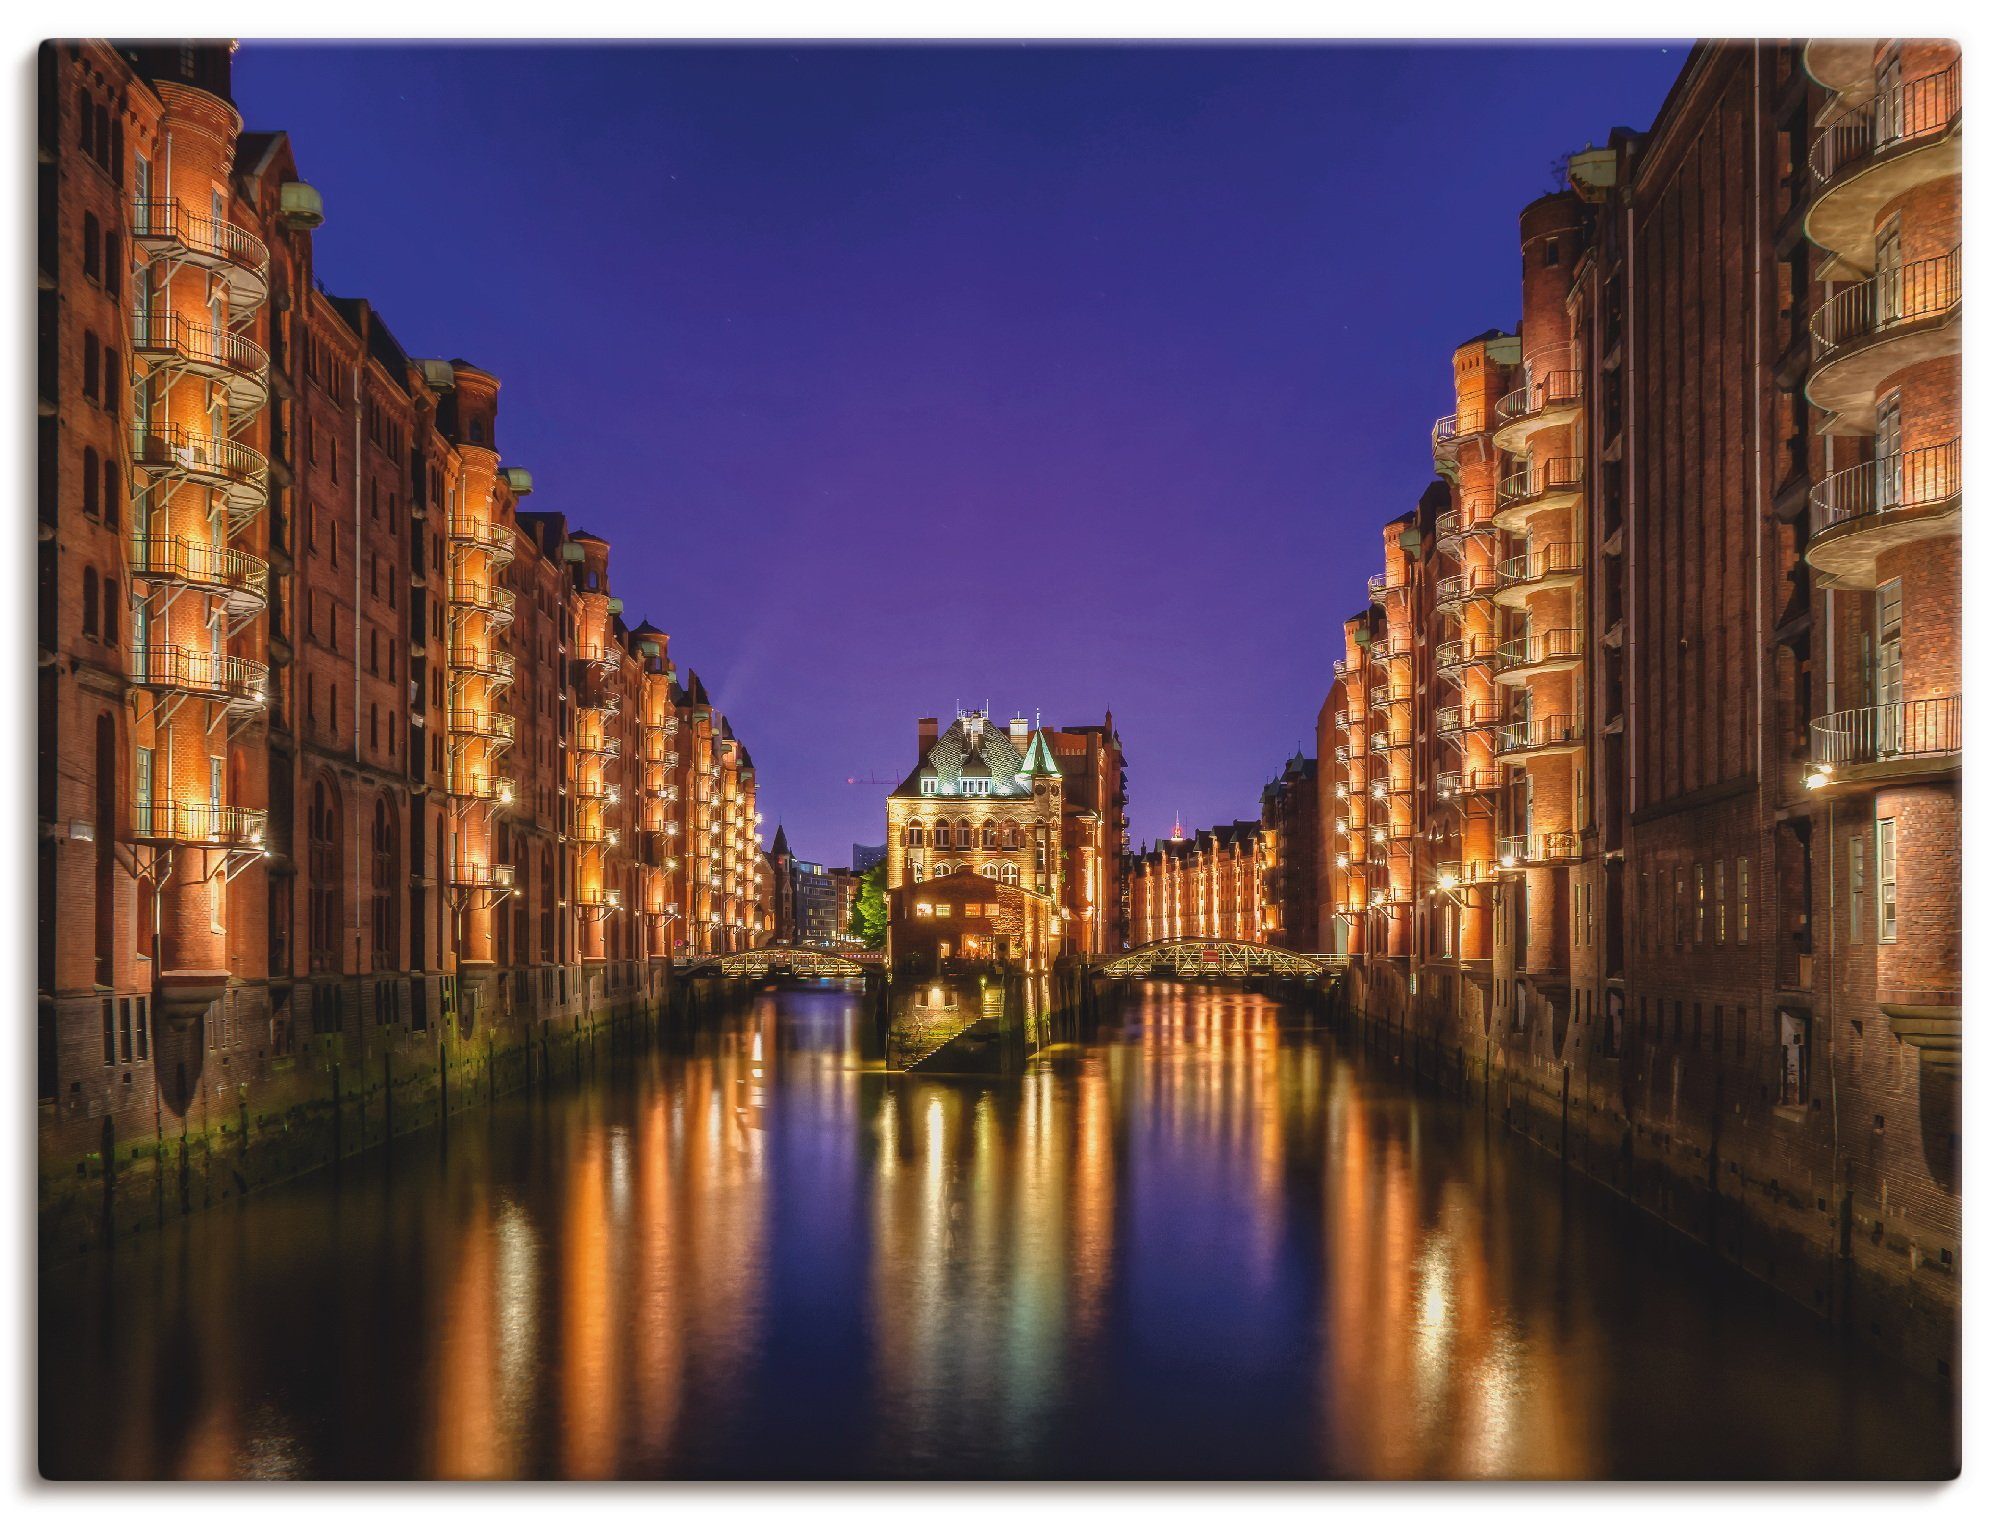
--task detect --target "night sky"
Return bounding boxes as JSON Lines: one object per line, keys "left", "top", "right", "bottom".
{"left": 234, "top": 41, "right": 1686, "bottom": 866}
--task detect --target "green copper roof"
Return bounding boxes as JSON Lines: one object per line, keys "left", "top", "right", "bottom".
{"left": 1021, "top": 728, "right": 1062, "bottom": 778}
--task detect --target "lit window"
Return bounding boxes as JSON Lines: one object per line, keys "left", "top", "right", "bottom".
{"left": 1877, "top": 818, "right": 1897, "bottom": 942}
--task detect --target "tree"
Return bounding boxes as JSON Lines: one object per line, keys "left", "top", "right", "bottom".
{"left": 849, "top": 859, "right": 888, "bottom": 948}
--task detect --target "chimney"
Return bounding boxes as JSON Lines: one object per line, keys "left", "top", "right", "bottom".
{"left": 917, "top": 716, "right": 938, "bottom": 764}
{"left": 1009, "top": 715, "right": 1030, "bottom": 742}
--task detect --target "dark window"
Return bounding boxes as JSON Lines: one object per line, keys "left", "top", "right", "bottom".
{"left": 102, "top": 456, "right": 118, "bottom": 527}
{"left": 101, "top": 997, "right": 114, "bottom": 1064}
{"left": 82, "top": 448, "right": 99, "bottom": 517}
{"left": 82, "top": 212, "right": 100, "bottom": 280}
{"left": 81, "top": 567, "right": 98, "bottom": 636}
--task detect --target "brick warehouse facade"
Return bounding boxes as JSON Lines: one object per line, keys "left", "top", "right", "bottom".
{"left": 37, "top": 41, "right": 770, "bottom": 1240}
{"left": 1319, "top": 39, "right": 1959, "bottom": 1379}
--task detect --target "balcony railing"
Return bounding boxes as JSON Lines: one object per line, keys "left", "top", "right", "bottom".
{"left": 1496, "top": 830, "right": 1580, "bottom": 867}
{"left": 1809, "top": 61, "right": 1962, "bottom": 185}
{"left": 128, "top": 423, "right": 267, "bottom": 494}
{"left": 131, "top": 311, "right": 268, "bottom": 387}
{"left": 449, "top": 581, "right": 517, "bottom": 625}
{"left": 128, "top": 534, "right": 269, "bottom": 605}
{"left": 1498, "top": 455, "right": 1585, "bottom": 507}
{"left": 1810, "top": 695, "right": 1960, "bottom": 770}
{"left": 1367, "top": 571, "right": 1408, "bottom": 602}
{"left": 1434, "top": 634, "right": 1497, "bottom": 672}
{"left": 449, "top": 644, "right": 517, "bottom": 683}
{"left": 1811, "top": 249, "right": 1961, "bottom": 358}
{"left": 448, "top": 516, "right": 517, "bottom": 565}
{"left": 1497, "top": 627, "right": 1585, "bottom": 673}
{"left": 1495, "top": 368, "right": 1583, "bottom": 431}
{"left": 132, "top": 800, "right": 267, "bottom": 849}
{"left": 465, "top": 774, "right": 516, "bottom": 805}
{"left": 1498, "top": 713, "right": 1582, "bottom": 757}
{"left": 1435, "top": 767, "right": 1501, "bottom": 800}
{"left": 447, "top": 707, "right": 516, "bottom": 743}
{"left": 1368, "top": 683, "right": 1411, "bottom": 710}
{"left": 449, "top": 861, "right": 515, "bottom": 893}
{"left": 1431, "top": 411, "right": 1478, "bottom": 459}
{"left": 1808, "top": 439, "right": 1960, "bottom": 539}
{"left": 574, "top": 728, "right": 621, "bottom": 759}
{"left": 132, "top": 644, "right": 267, "bottom": 705}
{"left": 131, "top": 199, "right": 269, "bottom": 291}
{"left": 1366, "top": 633, "right": 1414, "bottom": 661}
{"left": 1435, "top": 564, "right": 1499, "bottom": 606}
{"left": 1435, "top": 700, "right": 1502, "bottom": 736}
{"left": 1496, "top": 540, "right": 1583, "bottom": 593}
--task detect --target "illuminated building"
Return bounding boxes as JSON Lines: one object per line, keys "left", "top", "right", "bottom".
{"left": 1258, "top": 751, "right": 1322, "bottom": 950}
{"left": 1318, "top": 39, "right": 1958, "bottom": 1378}
{"left": 37, "top": 39, "right": 771, "bottom": 1186}
{"left": 1127, "top": 819, "right": 1262, "bottom": 946}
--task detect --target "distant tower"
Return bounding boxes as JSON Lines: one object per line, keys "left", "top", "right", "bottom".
{"left": 1171, "top": 812, "right": 1184, "bottom": 842}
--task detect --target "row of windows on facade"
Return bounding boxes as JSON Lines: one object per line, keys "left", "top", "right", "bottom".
{"left": 909, "top": 861, "right": 1022, "bottom": 884}
{"left": 901, "top": 819, "right": 1040, "bottom": 850}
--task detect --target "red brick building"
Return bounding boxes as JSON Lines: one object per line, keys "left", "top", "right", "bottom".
{"left": 1320, "top": 39, "right": 1958, "bottom": 1377}
{"left": 1127, "top": 818, "right": 1263, "bottom": 947}
{"left": 38, "top": 40, "right": 769, "bottom": 1201}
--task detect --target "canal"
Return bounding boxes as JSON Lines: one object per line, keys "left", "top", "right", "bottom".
{"left": 40, "top": 983, "right": 1957, "bottom": 1480}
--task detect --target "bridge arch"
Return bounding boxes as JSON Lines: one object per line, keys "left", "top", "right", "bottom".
{"left": 696, "top": 946, "right": 872, "bottom": 979}
{"left": 1099, "top": 937, "right": 1331, "bottom": 980}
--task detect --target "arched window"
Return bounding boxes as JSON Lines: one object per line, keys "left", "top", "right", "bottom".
{"left": 1001, "top": 824, "right": 1021, "bottom": 851}
{"left": 904, "top": 820, "right": 924, "bottom": 848}
{"left": 371, "top": 799, "right": 399, "bottom": 971}
{"left": 308, "top": 779, "right": 341, "bottom": 974}
{"left": 954, "top": 819, "right": 972, "bottom": 849}
{"left": 980, "top": 863, "right": 999, "bottom": 879}
{"left": 932, "top": 819, "right": 951, "bottom": 849}
{"left": 932, "top": 863, "right": 950, "bottom": 878}
{"left": 1001, "top": 863, "right": 1020, "bottom": 886}
{"left": 981, "top": 820, "right": 997, "bottom": 849}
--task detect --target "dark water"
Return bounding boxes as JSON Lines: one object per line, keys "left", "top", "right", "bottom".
{"left": 40, "top": 985, "right": 1957, "bottom": 1479}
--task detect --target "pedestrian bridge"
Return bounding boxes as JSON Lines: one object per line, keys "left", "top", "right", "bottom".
{"left": 1097, "top": 938, "right": 1336, "bottom": 980}
{"left": 691, "top": 946, "right": 873, "bottom": 979}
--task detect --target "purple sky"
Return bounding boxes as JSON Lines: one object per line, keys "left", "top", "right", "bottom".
{"left": 234, "top": 41, "right": 1686, "bottom": 866}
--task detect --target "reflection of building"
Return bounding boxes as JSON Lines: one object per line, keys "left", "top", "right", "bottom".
{"left": 1318, "top": 39, "right": 1959, "bottom": 1378}
{"left": 885, "top": 707, "right": 1125, "bottom": 961}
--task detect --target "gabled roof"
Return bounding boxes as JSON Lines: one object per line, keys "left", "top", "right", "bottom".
{"left": 1021, "top": 728, "right": 1062, "bottom": 778}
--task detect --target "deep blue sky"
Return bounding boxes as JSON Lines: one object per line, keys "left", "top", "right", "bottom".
{"left": 235, "top": 41, "right": 1686, "bottom": 865}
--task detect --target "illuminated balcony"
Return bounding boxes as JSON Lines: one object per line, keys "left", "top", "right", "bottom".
{"left": 1495, "top": 831, "right": 1580, "bottom": 869}
{"left": 573, "top": 727, "right": 620, "bottom": 760}
{"left": 128, "top": 534, "right": 268, "bottom": 616}
{"left": 132, "top": 199, "right": 270, "bottom": 308}
{"left": 1368, "top": 683, "right": 1411, "bottom": 711}
{"left": 1497, "top": 712, "right": 1584, "bottom": 763}
{"left": 1492, "top": 365, "right": 1583, "bottom": 453}
{"left": 1431, "top": 411, "right": 1482, "bottom": 471}
{"left": 447, "top": 706, "right": 516, "bottom": 744}
{"left": 1494, "top": 455, "right": 1584, "bottom": 532}
{"left": 449, "top": 580, "right": 517, "bottom": 628}
{"left": 130, "top": 312, "right": 267, "bottom": 422}
{"left": 1495, "top": 627, "right": 1584, "bottom": 685}
{"left": 448, "top": 860, "right": 514, "bottom": 901}
{"left": 464, "top": 773, "right": 516, "bottom": 806}
{"left": 1493, "top": 540, "right": 1583, "bottom": 609}
{"left": 1435, "top": 506, "right": 1495, "bottom": 548}
{"left": 1435, "top": 767, "right": 1501, "bottom": 802}
{"left": 1435, "top": 564, "right": 1499, "bottom": 608}
{"left": 1808, "top": 694, "right": 1960, "bottom": 785}
{"left": 132, "top": 645, "right": 267, "bottom": 709}
{"left": 1434, "top": 634, "right": 1496, "bottom": 674}
{"left": 128, "top": 424, "right": 268, "bottom": 523}
{"left": 448, "top": 644, "right": 517, "bottom": 685}
{"left": 573, "top": 820, "right": 621, "bottom": 848}
{"left": 1366, "top": 633, "right": 1413, "bottom": 663}
{"left": 1806, "top": 62, "right": 1962, "bottom": 269}
{"left": 1368, "top": 727, "right": 1411, "bottom": 754}
{"left": 1430, "top": 858, "right": 1496, "bottom": 894}
{"left": 1435, "top": 699, "right": 1501, "bottom": 737}
{"left": 1806, "top": 250, "right": 1961, "bottom": 432}
{"left": 1806, "top": 440, "right": 1960, "bottom": 586}
{"left": 1366, "top": 571, "right": 1410, "bottom": 605}
{"left": 448, "top": 516, "right": 517, "bottom": 568}
{"left": 131, "top": 800, "right": 267, "bottom": 850}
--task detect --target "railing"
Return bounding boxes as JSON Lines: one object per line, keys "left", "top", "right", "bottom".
{"left": 449, "top": 644, "right": 517, "bottom": 682}
{"left": 1435, "top": 565, "right": 1500, "bottom": 605}
{"left": 449, "top": 581, "right": 517, "bottom": 623}
{"left": 1810, "top": 694, "right": 1960, "bottom": 769}
{"left": 1496, "top": 831, "right": 1580, "bottom": 866}
{"left": 1496, "top": 368, "right": 1583, "bottom": 429}
{"left": 1435, "top": 634, "right": 1497, "bottom": 671}
{"left": 1498, "top": 713, "right": 1582, "bottom": 755}
{"left": 448, "top": 516, "right": 516, "bottom": 562}
{"left": 1809, "top": 61, "right": 1962, "bottom": 185}
{"left": 1436, "top": 700, "right": 1502, "bottom": 736}
{"left": 446, "top": 707, "right": 516, "bottom": 743}
{"left": 132, "top": 800, "right": 267, "bottom": 848}
{"left": 1367, "top": 571, "right": 1407, "bottom": 601}
{"left": 573, "top": 728, "right": 621, "bottom": 759}
{"left": 1431, "top": 412, "right": 1478, "bottom": 456}
{"left": 449, "top": 861, "right": 515, "bottom": 892}
{"left": 1498, "top": 455, "right": 1585, "bottom": 506}
{"left": 131, "top": 199, "right": 270, "bottom": 285}
{"left": 128, "top": 423, "right": 266, "bottom": 487}
{"left": 132, "top": 644, "right": 267, "bottom": 703}
{"left": 131, "top": 311, "right": 268, "bottom": 382}
{"left": 1435, "top": 767, "right": 1501, "bottom": 800}
{"left": 1498, "top": 627, "right": 1585, "bottom": 672}
{"left": 1497, "top": 540, "right": 1583, "bottom": 591}
{"left": 1811, "top": 248, "right": 1961, "bottom": 358}
{"left": 1369, "top": 683, "right": 1410, "bottom": 710}
{"left": 1809, "top": 439, "right": 1960, "bottom": 538}
{"left": 465, "top": 774, "right": 515, "bottom": 805}
{"left": 1367, "top": 633, "right": 1414, "bottom": 661}
{"left": 128, "top": 534, "right": 269, "bottom": 602}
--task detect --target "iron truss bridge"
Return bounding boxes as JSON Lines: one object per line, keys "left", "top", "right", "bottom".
{"left": 692, "top": 946, "right": 872, "bottom": 979}
{"left": 1098, "top": 938, "right": 1335, "bottom": 980}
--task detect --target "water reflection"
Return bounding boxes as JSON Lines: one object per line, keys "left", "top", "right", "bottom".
{"left": 40, "top": 983, "right": 1956, "bottom": 1479}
